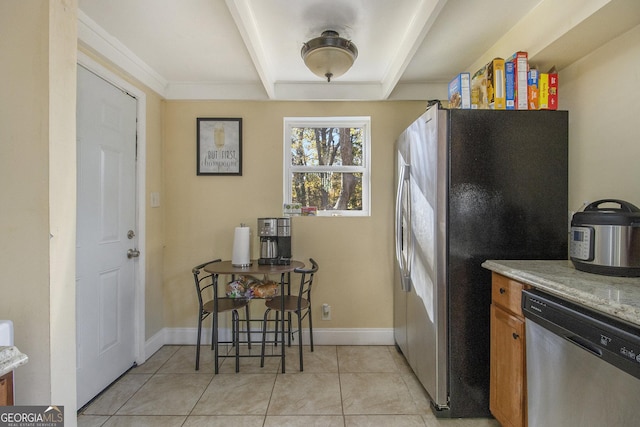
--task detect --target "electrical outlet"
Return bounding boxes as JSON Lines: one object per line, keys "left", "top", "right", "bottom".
{"left": 322, "top": 303, "right": 331, "bottom": 320}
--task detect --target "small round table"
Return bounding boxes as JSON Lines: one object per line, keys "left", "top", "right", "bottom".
{"left": 204, "top": 259, "right": 305, "bottom": 373}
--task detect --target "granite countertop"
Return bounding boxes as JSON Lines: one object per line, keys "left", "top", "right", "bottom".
{"left": 0, "top": 346, "right": 28, "bottom": 377}
{"left": 482, "top": 259, "right": 640, "bottom": 327}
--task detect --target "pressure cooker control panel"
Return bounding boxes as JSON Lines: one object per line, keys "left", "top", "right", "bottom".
{"left": 570, "top": 226, "right": 594, "bottom": 261}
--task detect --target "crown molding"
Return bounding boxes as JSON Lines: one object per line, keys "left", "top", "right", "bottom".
{"left": 77, "top": 10, "right": 168, "bottom": 97}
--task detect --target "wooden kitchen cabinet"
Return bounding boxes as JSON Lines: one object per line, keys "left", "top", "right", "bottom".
{"left": 0, "top": 372, "right": 14, "bottom": 406}
{"left": 490, "top": 272, "right": 530, "bottom": 427}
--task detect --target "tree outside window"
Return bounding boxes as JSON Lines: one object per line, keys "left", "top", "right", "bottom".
{"left": 284, "top": 117, "right": 371, "bottom": 216}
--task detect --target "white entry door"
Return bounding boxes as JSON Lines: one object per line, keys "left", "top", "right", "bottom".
{"left": 76, "top": 65, "right": 138, "bottom": 408}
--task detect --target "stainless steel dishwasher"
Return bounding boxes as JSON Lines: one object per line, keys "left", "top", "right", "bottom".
{"left": 522, "top": 289, "right": 640, "bottom": 427}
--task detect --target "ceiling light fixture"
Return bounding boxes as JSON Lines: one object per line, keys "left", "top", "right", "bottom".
{"left": 301, "top": 30, "right": 358, "bottom": 82}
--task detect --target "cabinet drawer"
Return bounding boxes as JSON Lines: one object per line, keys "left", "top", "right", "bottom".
{"left": 491, "top": 272, "right": 529, "bottom": 317}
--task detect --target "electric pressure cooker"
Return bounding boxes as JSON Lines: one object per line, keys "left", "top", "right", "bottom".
{"left": 570, "top": 199, "right": 640, "bottom": 277}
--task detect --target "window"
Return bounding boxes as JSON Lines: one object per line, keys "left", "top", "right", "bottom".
{"left": 284, "top": 116, "right": 371, "bottom": 216}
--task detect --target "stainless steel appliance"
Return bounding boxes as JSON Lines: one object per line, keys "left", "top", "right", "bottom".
{"left": 394, "top": 104, "right": 568, "bottom": 417}
{"left": 570, "top": 199, "right": 640, "bottom": 277}
{"left": 523, "top": 289, "right": 640, "bottom": 426}
{"left": 258, "top": 217, "right": 278, "bottom": 264}
{"left": 258, "top": 217, "right": 291, "bottom": 265}
{"left": 276, "top": 217, "right": 292, "bottom": 264}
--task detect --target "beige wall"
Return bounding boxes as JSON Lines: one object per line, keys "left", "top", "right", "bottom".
{"left": 143, "top": 85, "right": 166, "bottom": 340}
{"left": 562, "top": 24, "right": 640, "bottom": 211}
{"left": 0, "top": 0, "right": 51, "bottom": 405}
{"left": 163, "top": 101, "right": 424, "bottom": 330}
{"left": 0, "top": 0, "right": 77, "bottom": 414}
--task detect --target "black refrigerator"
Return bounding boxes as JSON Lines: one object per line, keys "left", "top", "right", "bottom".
{"left": 394, "top": 104, "right": 568, "bottom": 417}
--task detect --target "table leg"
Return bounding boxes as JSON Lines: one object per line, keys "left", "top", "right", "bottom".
{"left": 213, "top": 274, "right": 220, "bottom": 374}
{"left": 280, "top": 272, "right": 286, "bottom": 373}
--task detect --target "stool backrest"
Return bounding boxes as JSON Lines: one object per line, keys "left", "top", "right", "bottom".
{"left": 294, "top": 258, "right": 318, "bottom": 305}
{"left": 192, "top": 259, "right": 221, "bottom": 311}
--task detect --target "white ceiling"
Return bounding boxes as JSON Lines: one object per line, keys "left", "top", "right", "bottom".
{"left": 77, "top": 0, "right": 545, "bottom": 100}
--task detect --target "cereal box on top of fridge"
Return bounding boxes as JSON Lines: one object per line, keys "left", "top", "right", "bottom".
{"left": 506, "top": 51, "right": 528, "bottom": 110}
{"left": 448, "top": 72, "right": 471, "bottom": 109}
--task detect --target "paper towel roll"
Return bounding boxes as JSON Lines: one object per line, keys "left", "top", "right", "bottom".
{"left": 232, "top": 226, "right": 251, "bottom": 267}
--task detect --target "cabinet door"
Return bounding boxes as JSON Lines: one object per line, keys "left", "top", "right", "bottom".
{"left": 0, "top": 372, "right": 13, "bottom": 406}
{"left": 490, "top": 304, "right": 526, "bottom": 427}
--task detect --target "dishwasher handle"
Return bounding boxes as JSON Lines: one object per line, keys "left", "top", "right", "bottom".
{"left": 566, "top": 335, "right": 603, "bottom": 358}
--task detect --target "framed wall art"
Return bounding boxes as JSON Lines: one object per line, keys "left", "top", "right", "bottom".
{"left": 197, "top": 117, "right": 242, "bottom": 175}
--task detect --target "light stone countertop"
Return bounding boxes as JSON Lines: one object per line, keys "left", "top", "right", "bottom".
{"left": 482, "top": 259, "right": 640, "bottom": 327}
{"left": 0, "top": 346, "right": 28, "bottom": 377}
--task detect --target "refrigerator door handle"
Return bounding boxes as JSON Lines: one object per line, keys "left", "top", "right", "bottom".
{"left": 395, "top": 162, "right": 411, "bottom": 291}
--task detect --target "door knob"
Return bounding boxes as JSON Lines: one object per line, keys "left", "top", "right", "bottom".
{"left": 127, "top": 249, "right": 140, "bottom": 259}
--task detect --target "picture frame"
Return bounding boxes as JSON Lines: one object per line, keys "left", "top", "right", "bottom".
{"left": 197, "top": 117, "right": 242, "bottom": 175}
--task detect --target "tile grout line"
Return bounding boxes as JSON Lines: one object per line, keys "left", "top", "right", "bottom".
{"left": 336, "top": 345, "right": 347, "bottom": 426}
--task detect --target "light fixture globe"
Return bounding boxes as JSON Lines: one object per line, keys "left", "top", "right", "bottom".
{"left": 301, "top": 30, "right": 358, "bottom": 82}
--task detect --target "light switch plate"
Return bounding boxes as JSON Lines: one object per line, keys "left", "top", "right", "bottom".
{"left": 150, "top": 192, "right": 160, "bottom": 207}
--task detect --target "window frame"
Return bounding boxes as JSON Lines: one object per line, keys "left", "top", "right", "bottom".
{"left": 283, "top": 116, "right": 371, "bottom": 217}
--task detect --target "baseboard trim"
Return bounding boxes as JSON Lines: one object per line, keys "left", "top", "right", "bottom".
{"left": 149, "top": 327, "right": 394, "bottom": 351}
{"left": 140, "top": 329, "right": 165, "bottom": 364}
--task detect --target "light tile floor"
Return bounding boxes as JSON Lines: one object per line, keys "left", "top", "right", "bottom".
{"left": 78, "top": 344, "right": 500, "bottom": 427}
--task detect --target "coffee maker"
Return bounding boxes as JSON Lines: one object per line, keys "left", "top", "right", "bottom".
{"left": 258, "top": 217, "right": 291, "bottom": 265}
{"left": 276, "top": 217, "right": 292, "bottom": 264}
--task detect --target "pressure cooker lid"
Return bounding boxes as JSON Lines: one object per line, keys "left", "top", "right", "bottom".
{"left": 572, "top": 199, "right": 640, "bottom": 226}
